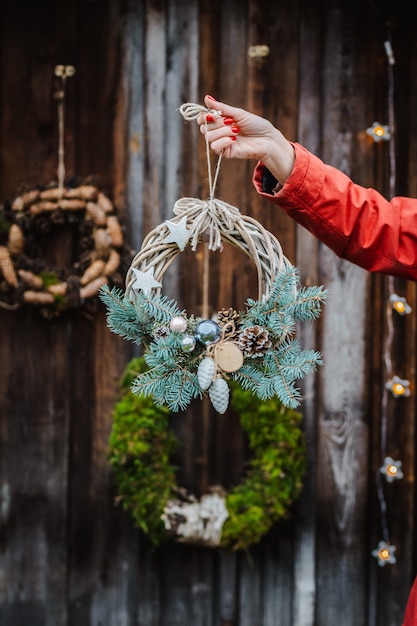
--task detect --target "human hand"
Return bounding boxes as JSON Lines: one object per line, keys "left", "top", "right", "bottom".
{"left": 196, "top": 95, "right": 295, "bottom": 185}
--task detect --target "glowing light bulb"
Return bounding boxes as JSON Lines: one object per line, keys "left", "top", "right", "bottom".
{"left": 372, "top": 540, "right": 396, "bottom": 566}
{"left": 366, "top": 121, "right": 391, "bottom": 142}
{"left": 389, "top": 293, "right": 412, "bottom": 315}
{"left": 379, "top": 456, "right": 404, "bottom": 482}
{"left": 385, "top": 375, "right": 411, "bottom": 398}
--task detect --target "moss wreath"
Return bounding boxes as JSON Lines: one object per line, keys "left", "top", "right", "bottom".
{"left": 108, "top": 356, "right": 307, "bottom": 551}
{"left": 0, "top": 182, "right": 131, "bottom": 317}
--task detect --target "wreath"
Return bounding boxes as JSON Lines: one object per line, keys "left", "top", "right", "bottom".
{"left": 109, "top": 356, "right": 307, "bottom": 550}
{"left": 0, "top": 181, "right": 131, "bottom": 317}
{"left": 100, "top": 102, "right": 328, "bottom": 412}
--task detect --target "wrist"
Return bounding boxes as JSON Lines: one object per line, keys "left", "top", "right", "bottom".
{"left": 262, "top": 133, "right": 295, "bottom": 186}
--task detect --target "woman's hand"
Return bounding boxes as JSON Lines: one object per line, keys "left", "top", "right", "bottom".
{"left": 196, "top": 95, "right": 296, "bottom": 186}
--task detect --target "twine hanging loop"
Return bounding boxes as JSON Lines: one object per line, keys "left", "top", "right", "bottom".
{"left": 54, "top": 64, "right": 76, "bottom": 197}
{"left": 126, "top": 101, "right": 290, "bottom": 301}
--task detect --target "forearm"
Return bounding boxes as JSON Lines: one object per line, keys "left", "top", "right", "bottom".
{"left": 253, "top": 143, "right": 417, "bottom": 280}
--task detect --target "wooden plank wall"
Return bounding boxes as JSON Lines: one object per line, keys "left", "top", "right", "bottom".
{"left": 0, "top": 0, "right": 415, "bottom": 625}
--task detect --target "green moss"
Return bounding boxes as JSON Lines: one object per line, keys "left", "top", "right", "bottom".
{"left": 39, "top": 271, "right": 60, "bottom": 287}
{"left": 108, "top": 358, "right": 307, "bottom": 550}
{"left": 109, "top": 358, "right": 178, "bottom": 545}
{"left": 221, "top": 381, "right": 306, "bottom": 550}
{"left": 0, "top": 216, "right": 10, "bottom": 234}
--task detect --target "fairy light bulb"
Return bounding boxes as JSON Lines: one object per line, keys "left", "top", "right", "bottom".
{"left": 387, "top": 464, "right": 398, "bottom": 478}
{"left": 385, "top": 375, "right": 411, "bottom": 398}
{"left": 366, "top": 121, "right": 391, "bottom": 142}
{"left": 372, "top": 540, "right": 396, "bottom": 566}
{"left": 379, "top": 456, "right": 404, "bottom": 482}
{"left": 389, "top": 293, "right": 412, "bottom": 315}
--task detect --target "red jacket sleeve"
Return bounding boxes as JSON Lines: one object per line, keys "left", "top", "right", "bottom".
{"left": 253, "top": 143, "right": 417, "bottom": 281}
{"left": 403, "top": 577, "right": 417, "bottom": 625}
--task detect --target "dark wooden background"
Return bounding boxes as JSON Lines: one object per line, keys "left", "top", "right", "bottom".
{"left": 0, "top": 0, "right": 416, "bottom": 624}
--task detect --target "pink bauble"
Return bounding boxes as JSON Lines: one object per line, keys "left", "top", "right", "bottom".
{"left": 169, "top": 316, "right": 187, "bottom": 333}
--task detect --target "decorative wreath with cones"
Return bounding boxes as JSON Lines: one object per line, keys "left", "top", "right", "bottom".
{"left": 0, "top": 182, "right": 129, "bottom": 316}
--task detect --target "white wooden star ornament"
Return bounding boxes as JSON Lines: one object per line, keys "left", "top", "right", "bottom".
{"left": 131, "top": 267, "right": 162, "bottom": 294}
{"left": 164, "top": 216, "right": 191, "bottom": 251}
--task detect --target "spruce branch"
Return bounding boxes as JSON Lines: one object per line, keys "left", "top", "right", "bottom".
{"left": 99, "top": 285, "right": 147, "bottom": 344}
{"left": 134, "top": 291, "right": 185, "bottom": 325}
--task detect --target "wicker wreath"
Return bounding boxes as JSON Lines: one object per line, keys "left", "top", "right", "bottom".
{"left": 101, "top": 193, "right": 327, "bottom": 413}
{"left": 125, "top": 195, "right": 290, "bottom": 302}
{"left": 101, "top": 101, "right": 327, "bottom": 413}
{"left": 0, "top": 182, "right": 130, "bottom": 316}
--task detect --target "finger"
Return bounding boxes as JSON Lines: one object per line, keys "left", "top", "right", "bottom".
{"left": 209, "top": 136, "right": 238, "bottom": 155}
{"left": 205, "top": 125, "right": 239, "bottom": 143}
{"left": 197, "top": 110, "right": 222, "bottom": 126}
{"left": 203, "top": 95, "right": 243, "bottom": 122}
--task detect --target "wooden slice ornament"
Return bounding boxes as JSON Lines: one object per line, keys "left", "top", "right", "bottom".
{"left": 214, "top": 342, "right": 244, "bottom": 373}
{"left": 101, "top": 102, "right": 328, "bottom": 414}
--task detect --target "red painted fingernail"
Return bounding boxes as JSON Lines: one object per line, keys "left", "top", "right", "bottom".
{"left": 231, "top": 126, "right": 239, "bottom": 133}
{"left": 206, "top": 114, "right": 214, "bottom": 123}
{"left": 231, "top": 136, "right": 237, "bottom": 141}
{"left": 205, "top": 94, "right": 216, "bottom": 101}
{"left": 223, "top": 117, "right": 234, "bottom": 125}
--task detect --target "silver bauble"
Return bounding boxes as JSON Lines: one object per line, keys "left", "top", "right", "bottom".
{"left": 181, "top": 334, "right": 196, "bottom": 352}
{"left": 195, "top": 319, "right": 221, "bottom": 345}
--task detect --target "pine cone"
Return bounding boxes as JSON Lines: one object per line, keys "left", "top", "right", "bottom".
{"left": 238, "top": 325, "right": 272, "bottom": 358}
{"left": 154, "top": 325, "right": 170, "bottom": 339}
{"left": 217, "top": 307, "right": 240, "bottom": 339}
{"left": 217, "top": 307, "right": 240, "bottom": 326}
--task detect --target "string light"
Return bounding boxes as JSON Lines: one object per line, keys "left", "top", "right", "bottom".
{"left": 389, "top": 293, "right": 412, "bottom": 315}
{"left": 366, "top": 121, "right": 391, "bottom": 142}
{"left": 372, "top": 540, "right": 397, "bottom": 567}
{"left": 385, "top": 375, "right": 411, "bottom": 398}
{"left": 372, "top": 34, "right": 402, "bottom": 568}
{"left": 379, "top": 456, "right": 404, "bottom": 482}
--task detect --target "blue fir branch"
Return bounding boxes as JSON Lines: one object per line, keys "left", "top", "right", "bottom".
{"left": 132, "top": 361, "right": 202, "bottom": 412}
{"left": 287, "top": 285, "right": 329, "bottom": 321}
{"left": 265, "top": 342, "right": 323, "bottom": 375}
{"left": 245, "top": 268, "right": 328, "bottom": 327}
{"left": 231, "top": 364, "right": 268, "bottom": 392}
{"left": 131, "top": 367, "right": 166, "bottom": 399}
{"left": 252, "top": 369, "right": 302, "bottom": 408}
{"left": 131, "top": 291, "right": 185, "bottom": 325}
{"left": 144, "top": 341, "right": 183, "bottom": 370}
{"left": 162, "top": 370, "right": 202, "bottom": 411}
{"left": 267, "top": 265, "right": 299, "bottom": 304}
{"left": 262, "top": 311, "right": 296, "bottom": 339}
{"left": 232, "top": 363, "right": 302, "bottom": 408}
{"left": 99, "top": 285, "right": 147, "bottom": 345}
{"left": 271, "top": 375, "right": 302, "bottom": 409}
{"left": 144, "top": 334, "right": 204, "bottom": 372}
